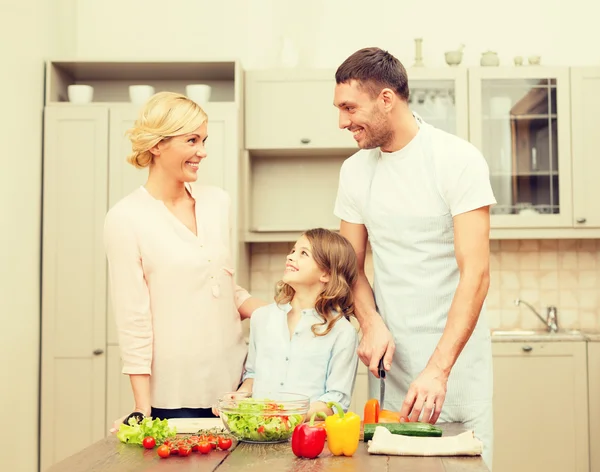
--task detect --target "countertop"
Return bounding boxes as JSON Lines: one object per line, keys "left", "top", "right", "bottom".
{"left": 46, "top": 422, "right": 489, "bottom": 472}
{"left": 491, "top": 329, "right": 600, "bottom": 342}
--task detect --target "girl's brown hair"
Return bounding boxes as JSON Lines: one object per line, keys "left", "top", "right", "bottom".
{"left": 274, "top": 228, "right": 359, "bottom": 337}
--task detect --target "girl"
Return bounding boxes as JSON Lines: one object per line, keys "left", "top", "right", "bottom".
{"left": 236, "top": 228, "right": 360, "bottom": 417}
{"left": 104, "top": 91, "right": 266, "bottom": 429}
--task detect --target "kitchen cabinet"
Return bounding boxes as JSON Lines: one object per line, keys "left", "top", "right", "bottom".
{"left": 570, "top": 67, "right": 600, "bottom": 229}
{"left": 588, "top": 341, "right": 600, "bottom": 472}
{"left": 469, "top": 67, "right": 573, "bottom": 229}
{"left": 244, "top": 69, "right": 356, "bottom": 150}
{"left": 492, "top": 341, "right": 589, "bottom": 472}
{"left": 40, "top": 59, "right": 243, "bottom": 470}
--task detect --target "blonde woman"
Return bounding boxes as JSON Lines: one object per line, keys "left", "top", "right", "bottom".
{"left": 104, "top": 91, "right": 266, "bottom": 430}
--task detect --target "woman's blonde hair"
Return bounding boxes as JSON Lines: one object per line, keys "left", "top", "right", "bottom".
{"left": 125, "top": 91, "right": 208, "bottom": 168}
{"left": 275, "top": 228, "right": 358, "bottom": 337}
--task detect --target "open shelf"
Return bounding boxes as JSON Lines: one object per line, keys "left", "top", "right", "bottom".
{"left": 245, "top": 150, "right": 353, "bottom": 239}
{"left": 45, "top": 59, "right": 240, "bottom": 105}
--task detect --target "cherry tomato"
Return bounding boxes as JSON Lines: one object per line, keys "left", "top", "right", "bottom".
{"left": 157, "top": 445, "right": 170, "bottom": 458}
{"left": 207, "top": 435, "right": 217, "bottom": 449}
{"left": 218, "top": 437, "right": 233, "bottom": 450}
{"left": 142, "top": 437, "right": 156, "bottom": 449}
{"left": 198, "top": 441, "right": 212, "bottom": 454}
{"left": 178, "top": 445, "right": 192, "bottom": 456}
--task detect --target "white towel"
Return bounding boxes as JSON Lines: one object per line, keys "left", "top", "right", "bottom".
{"left": 367, "top": 426, "right": 483, "bottom": 456}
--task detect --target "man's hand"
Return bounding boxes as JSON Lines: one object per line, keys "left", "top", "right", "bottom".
{"left": 399, "top": 367, "right": 448, "bottom": 424}
{"left": 359, "top": 316, "right": 396, "bottom": 378}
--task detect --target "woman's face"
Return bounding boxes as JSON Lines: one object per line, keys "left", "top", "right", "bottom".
{"left": 152, "top": 121, "right": 208, "bottom": 182}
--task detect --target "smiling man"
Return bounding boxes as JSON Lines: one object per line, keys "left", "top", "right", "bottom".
{"left": 332, "top": 47, "right": 496, "bottom": 469}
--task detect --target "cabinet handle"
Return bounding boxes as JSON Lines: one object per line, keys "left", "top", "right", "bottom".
{"left": 576, "top": 217, "right": 587, "bottom": 224}
{"left": 93, "top": 349, "right": 104, "bottom": 356}
{"left": 300, "top": 138, "right": 311, "bottom": 144}
{"left": 522, "top": 345, "right": 532, "bottom": 352}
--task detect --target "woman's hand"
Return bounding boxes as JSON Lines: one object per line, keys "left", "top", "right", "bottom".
{"left": 109, "top": 408, "right": 150, "bottom": 434}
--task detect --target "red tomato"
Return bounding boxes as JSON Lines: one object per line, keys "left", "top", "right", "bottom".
{"left": 142, "top": 437, "right": 156, "bottom": 449}
{"left": 198, "top": 441, "right": 212, "bottom": 454}
{"left": 178, "top": 445, "right": 192, "bottom": 457}
{"left": 157, "top": 445, "right": 170, "bottom": 458}
{"left": 218, "top": 437, "right": 233, "bottom": 450}
{"left": 207, "top": 435, "right": 217, "bottom": 449}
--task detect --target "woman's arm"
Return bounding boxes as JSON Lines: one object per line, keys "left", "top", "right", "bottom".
{"left": 104, "top": 209, "right": 153, "bottom": 425}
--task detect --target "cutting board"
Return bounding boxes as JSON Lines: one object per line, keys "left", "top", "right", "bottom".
{"left": 167, "top": 417, "right": 225, "bottom": 434}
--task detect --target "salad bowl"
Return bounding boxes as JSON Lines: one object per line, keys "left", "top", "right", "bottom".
{"left": 217, "top": 391, "right": 309, "bottom": 443}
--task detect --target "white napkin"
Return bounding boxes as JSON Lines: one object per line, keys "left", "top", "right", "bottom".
{"left": 367, "top": 426, "right": 483, "bottom": 456}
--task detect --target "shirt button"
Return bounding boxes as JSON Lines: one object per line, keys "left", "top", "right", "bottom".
{"left": 280, "top": 382, "right": 284, "bottom": 386}
{"left": 285, "top": 357, "right": 289, "bottom": 361}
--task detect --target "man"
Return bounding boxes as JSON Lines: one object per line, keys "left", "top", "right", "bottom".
{"left": 333, "top": 47, "right": 496, "bottom": 469}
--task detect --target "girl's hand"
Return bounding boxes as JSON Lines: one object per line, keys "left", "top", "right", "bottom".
{"left": 212, "top": 390, "right": 251, "bottom": 416}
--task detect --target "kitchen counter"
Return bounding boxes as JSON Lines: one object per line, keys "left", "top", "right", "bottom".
{"left": 491, "top": 329, "right": 600, "bottom": 342}
{"left": 46, "top": 422, "right": 489, "bottom": 472}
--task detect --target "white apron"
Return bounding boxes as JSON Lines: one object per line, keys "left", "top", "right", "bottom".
{"left": 364, "top": 117, "right": 494, "bottom": 469}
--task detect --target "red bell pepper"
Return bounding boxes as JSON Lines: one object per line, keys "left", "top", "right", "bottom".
{"left": 291, "top": 412, "right": 328, "bottom": 459}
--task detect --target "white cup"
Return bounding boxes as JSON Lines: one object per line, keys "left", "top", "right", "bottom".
{"left": 185, "top": 84, "right": 211, "bottom": 105}
{"left": 67, "top": 84, "right": 94, "bottom": 104}
{"left": 129, "top": 85, "right": 155, "bottom": 105}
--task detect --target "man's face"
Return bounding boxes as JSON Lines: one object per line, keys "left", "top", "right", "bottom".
{"left": 334, "top": 80, "right": 393, "bottom": 150}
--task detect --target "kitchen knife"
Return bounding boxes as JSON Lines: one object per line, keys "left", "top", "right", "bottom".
{"left": 378, "top": 358, "right": 386, "bottom": 408}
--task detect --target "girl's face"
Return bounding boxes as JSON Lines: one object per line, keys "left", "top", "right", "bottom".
{"left": 151, "top": 122, "right": 208, "bottom": 182}
{"left": 282, "top": 235, "right": 329, "bottom": 288}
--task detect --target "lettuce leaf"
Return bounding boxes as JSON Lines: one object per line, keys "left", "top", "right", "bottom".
{"left": 116, "top": 416, "right": 177, "bottom": 446}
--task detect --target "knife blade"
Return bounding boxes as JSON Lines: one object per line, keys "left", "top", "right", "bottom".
{"left": 378, "top": 358, "right": 386, "bottom": 408}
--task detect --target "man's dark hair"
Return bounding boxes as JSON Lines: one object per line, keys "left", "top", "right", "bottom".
{"left": 335, "top": 47, "right": 410, "bottom": 101}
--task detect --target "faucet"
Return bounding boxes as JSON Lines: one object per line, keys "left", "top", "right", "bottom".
{"left": 514, "top": 299, "right": 559, "bottom": 333}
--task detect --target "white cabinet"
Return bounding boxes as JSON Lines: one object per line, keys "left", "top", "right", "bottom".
{"left": 41, "top": 101, "right": 240, "bottom": 470}
{"left": 570, "top": 68, "right": 600, "bottom": 229}
{"left": 469, "top": 67, "right": 573, "bottom": 229}
{"left": 492, "top": 341, "right": 589, "bottom": 472}
{"left": 588, "top": 341, "right": 600, "bottom": 472}
{"left": 245, "top": 69, "right": 356, "bottom": 150}
{"left": 40, "top": 107, "right": 109, "bottom": 469}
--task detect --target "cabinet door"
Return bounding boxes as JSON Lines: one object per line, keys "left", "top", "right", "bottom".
{"left": 492, "top": 341, "right": 589, "bottom": 472}
{"left": 407, "top": 68, "right": 469, "bottom": 140}
{"left": 570, "top": 68, "right": 600, "bottom": 228}
{"left": 245, "top": 70, "right": 356, "bottom": 150}
{"left": 469, "top": 67, "right": 573, "bottom": 228}
{"left": 41, "top": 106, "right": 108, "bottom": 470}
{"left": 589, "top": 342, "right": 600, "bottom": 472}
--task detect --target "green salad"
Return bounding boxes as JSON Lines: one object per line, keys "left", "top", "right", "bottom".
{"left": 222, "top": 398, "right": 304, "bottom": 442}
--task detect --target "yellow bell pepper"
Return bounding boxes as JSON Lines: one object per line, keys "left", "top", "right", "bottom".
{"left": 325, "top": 401, "right": 361, "bottom": 457}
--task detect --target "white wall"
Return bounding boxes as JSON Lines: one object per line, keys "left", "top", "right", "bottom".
{"left": 74, "top": 0, "right": 600, "bottom": 68}
{"left": 0, "top": 1, "right": 73, "bottom": 471}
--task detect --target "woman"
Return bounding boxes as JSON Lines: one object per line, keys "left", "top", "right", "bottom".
{"left": 104, "top": 91, "right": 265, "bottom": 430}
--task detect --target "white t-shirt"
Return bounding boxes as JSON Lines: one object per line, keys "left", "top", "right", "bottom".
{"left": 334, "top": 124, "right": 496, "bottom": 223}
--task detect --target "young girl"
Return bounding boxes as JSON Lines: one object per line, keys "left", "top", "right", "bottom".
{"left": 237, "top": 228, "right": 360, "bottom": 417}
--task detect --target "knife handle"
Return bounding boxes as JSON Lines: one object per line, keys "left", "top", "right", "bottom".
{"left": 378, "top": 358, "right": 386, "bottom": 379}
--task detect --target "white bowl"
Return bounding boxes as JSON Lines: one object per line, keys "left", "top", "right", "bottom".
{"left": 186, "top": 84, "right": 211, "bottom": 105}
{"left": 444, "top": 51, "right": 463, "bottom": 66}
{"left": 67, "top": 85, "right": 94, "bottom": 104}
{"left": 129, "top": 85, "right": 155, "bottom": 105}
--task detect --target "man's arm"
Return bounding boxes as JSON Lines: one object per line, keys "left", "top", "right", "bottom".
{"left": 399, "top": 206, "right": 491, "bottom": 423}
{"left": 340, "top": 220, "right": 395, "bottom": 377}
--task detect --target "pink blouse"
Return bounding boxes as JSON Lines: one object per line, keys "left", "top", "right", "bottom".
{"left": 104, "top": 183, "right": 250, "bottom": 409}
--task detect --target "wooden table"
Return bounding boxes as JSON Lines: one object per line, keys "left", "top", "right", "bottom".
{"left": 47, "top": 423, "right": 489, "bottom": 472}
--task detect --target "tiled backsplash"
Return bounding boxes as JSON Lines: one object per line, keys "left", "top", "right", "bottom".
{"left": 248, "top": 239, "right": 600, "bottom": 333}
